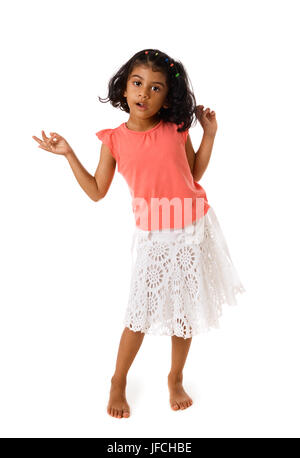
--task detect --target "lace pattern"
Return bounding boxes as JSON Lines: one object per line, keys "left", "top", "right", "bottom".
{"left": 123, "top": 207, "right": 246, "bottom": 338}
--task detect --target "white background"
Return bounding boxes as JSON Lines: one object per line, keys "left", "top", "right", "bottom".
{"left": 0, "top": 0, "right": 299, "bottom": 438}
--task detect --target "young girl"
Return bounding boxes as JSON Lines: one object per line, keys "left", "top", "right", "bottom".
{"left": 32, "top": 48, "right": 246, "bottom": 419}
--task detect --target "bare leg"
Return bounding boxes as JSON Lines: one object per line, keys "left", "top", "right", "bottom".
{"left": 107, "top": 327, "right": 145, "bottom": 419}
{"left": 167, "top": 335, "right": 193, "bottom": 410}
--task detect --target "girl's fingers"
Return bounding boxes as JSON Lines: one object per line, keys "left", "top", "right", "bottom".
{"left": 33, "top": 134, "right": 54, "bottom": 150}
{"left": 32, "top": 135, "right": 43, "bottom": 142}
{"left": 41, "top": 130, "right": 54, "bottom": 145}
{"left": 41, "top": 131, "right": 50, "bottom": 146}
{"left": 201, "top": 108, "right": 209, "bottom": 116}
{"left": 50, "top": 132, "right": 60, "bottom": 143}
{"left": 38, "top": 145, "right": 50, "bottom": 151}
{"left": 33, "top": 136, "right": 45, "bottom": 146}
{"left": 197, "top": 106, "right": 215, "bottom": 113}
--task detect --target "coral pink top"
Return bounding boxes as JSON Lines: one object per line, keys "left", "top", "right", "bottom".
{"left": 96, "top": 119, "right": 210, "bottom": 231}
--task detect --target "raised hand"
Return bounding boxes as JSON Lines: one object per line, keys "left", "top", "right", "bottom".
{"left": 32, "top": 130, "right": 74, "bottom": 157}
{"left": 195, "top": 105, "right": 217, "bottom": 137}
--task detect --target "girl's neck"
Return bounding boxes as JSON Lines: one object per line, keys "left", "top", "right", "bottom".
{"left": 125, "top": 116, "right": 161, "bottom": 132}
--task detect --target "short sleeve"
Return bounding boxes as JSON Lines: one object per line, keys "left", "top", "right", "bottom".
{"left": 181, "top": 129, "right": 189, "bottom": 144}
{"left": 177, "top": 122, "right": 189, "bottom": 144}
{"left": 95, "top": 128, "right": 118, "bottom": 161}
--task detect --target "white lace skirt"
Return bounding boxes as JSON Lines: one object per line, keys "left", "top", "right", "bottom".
{"left": 123, "top": 206, "right": 246, "bottom": 339}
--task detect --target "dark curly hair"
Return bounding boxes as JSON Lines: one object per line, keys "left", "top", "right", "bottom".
{"left": 97, "top": 48, "right": 198, "bottom": 133}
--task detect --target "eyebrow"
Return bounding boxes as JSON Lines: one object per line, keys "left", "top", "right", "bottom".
{"left": 130, "top": 74, "right": 165, "bottom": 88}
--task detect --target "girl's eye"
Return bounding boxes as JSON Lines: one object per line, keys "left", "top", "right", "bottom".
{"left": 133, "top": 81, "right": 160, "bottom": 92}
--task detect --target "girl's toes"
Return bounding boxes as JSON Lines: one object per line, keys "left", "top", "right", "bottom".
{"left": 172, "top": 403, "right": 179, "bottom": 410}
{"left": 123, "top": 410, "right": 130, "bottom": 418}
{"left": 117, "top": 410, "right": 122, "bottom": 418}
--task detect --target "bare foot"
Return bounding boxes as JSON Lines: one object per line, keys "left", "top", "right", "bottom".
{"left": 107, "top": 375, "right": 130, "bottom": 419}
{"left": 167, "top": 373, "right": 193, "bottom": 411}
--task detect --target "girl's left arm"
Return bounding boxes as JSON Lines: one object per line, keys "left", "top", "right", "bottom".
{"left": 193, "top": 132, "right": 216, "bottom": 182}
{"left": 193, "top": 105, "right": 218, "bottom": 182}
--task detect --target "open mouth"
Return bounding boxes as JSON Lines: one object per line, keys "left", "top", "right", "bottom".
{"left": 136, "top": 103, "right": 148, "bottom": 109}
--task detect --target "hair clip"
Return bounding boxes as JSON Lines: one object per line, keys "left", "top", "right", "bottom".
{"left": 144, "top": 52, "right": 180, "bottom": 77}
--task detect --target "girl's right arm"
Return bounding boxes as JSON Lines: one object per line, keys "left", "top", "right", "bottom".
{"left": 32, "top": 130, "right": 116, "bottom": 201}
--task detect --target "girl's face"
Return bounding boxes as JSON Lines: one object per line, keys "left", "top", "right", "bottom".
{"left": 123, "top": 65, "right": 169, "bottom": 119}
